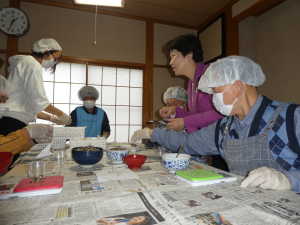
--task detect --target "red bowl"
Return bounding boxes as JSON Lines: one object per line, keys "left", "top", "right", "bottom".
{"left": 123, "top": 154, "right": 147, "bottom": 170}
{"left": 0, "top": 152, "right": 13, "bottom": 175}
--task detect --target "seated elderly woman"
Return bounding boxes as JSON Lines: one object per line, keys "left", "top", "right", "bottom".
{"left": 132, "top": 56, "right": 300, "bottom": 192}
{"left": 69, "top": 86, "right": 110, "bottom": 138}
{"left": 163, "top": 85, "right": 226, "bottom": 170}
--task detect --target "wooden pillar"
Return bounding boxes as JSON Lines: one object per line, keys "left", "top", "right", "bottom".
{"left": 224, "top": 0, "right": 287, "bottom": 56}
{"left": 224, "top": 7, "right": 239, "bottom": 56}
{"left": 7, "top": 0, "right": 20, "bottom": 58}
{"left": 143, "top": 21, "right": 154, "bottom": 126}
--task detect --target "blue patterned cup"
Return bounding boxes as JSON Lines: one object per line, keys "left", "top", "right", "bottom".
{"left": 106, "top": 147, "right": 129, "bottom": 164}
{"left": 162, "top": 153, "right": 191, "bottom": 171}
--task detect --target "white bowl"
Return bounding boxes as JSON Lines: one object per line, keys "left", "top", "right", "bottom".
{"left": 162, "top": 153, "right": 191, "bottom": 171}
{"left": 106, "top": 147, "right": 129, "bottom": 164}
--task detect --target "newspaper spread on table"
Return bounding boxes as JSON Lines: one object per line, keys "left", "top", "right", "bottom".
{"left": 0, "top": 145, "right": 299, "bottom": 225}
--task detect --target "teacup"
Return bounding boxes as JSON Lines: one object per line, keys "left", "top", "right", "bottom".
{"left": 162, "top": 153, "right": 191, "bottom": 172}
{"left": 106, "top": 147, "right": 129, "bottom": 164}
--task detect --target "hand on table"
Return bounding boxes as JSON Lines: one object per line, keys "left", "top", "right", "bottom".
{"left": 241, "top": 167, "right": 291, "bottom": 190}
{"left": 130, "top": 128, "right": 153, "bottom": 143}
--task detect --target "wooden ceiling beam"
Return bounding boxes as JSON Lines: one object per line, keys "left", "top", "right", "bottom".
{"left": 233, "top": 0, "right": 288, "bottom": 22}
{"left": 17, "top": 51, "right": 145, "bottom": 69}
{"left": 20, "top": 0, "right": 197, "bottom": 29}
{"left": 62, "top": 56, "right": 145, "bottom": 69}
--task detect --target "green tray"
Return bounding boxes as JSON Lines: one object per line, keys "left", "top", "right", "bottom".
{"left": 176, "top": 169, "right": 224, "bottom": 181}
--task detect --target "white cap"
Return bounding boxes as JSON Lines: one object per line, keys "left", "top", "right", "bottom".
{"left": 78, "top": 86, "right": 99, "bottom": 100}
{"left": 198, "top": 56, "right": 266, "bottom": 94}
{"left": 163, "top": 86, "right": 187, "bottom": 104}
{"left": 32, "top": 38, "right": 62, "bottom": 53}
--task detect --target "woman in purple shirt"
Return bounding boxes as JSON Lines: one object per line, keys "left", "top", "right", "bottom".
{"left": 159, "top": 34, "right": 227, "bottom": 170}
{"left": 160, "top": 34, "right": 222, "bottom": 133}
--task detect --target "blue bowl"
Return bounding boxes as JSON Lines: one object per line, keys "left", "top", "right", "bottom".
{"left": 72, "top": 146, "right": 103, "bottom": 165}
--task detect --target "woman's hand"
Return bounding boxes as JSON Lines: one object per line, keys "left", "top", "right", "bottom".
{"left": 166, "top": 118, "right": 184, "bottom": 131}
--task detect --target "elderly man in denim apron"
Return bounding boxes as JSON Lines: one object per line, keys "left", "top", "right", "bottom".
{"left": 131, "top": 56, "right": 300, "bottom": 192}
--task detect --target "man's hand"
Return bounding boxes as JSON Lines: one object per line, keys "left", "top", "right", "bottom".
{"left": 159, "top": 106, "right": 176, "bottom": 119}
{"left": 166, "top": 118, "right": 184, "bottom": 131}
{"left": 241, "top": 167, "right": 291, "bottom": 190}
{"left": 130, "top": 128, "right": 153, "bottom": 143}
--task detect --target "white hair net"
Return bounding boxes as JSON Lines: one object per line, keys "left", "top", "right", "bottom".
{"left": 32, "top": 38, "right": 62, "bottom": 53}
{"left": 198, "top": 56, "right": 266, "bottom": 94}
{"left": 78, "top": 86, "right": 99, "bottom": 100}
{"left": 163, "top": 86, "right": 187, "bottom": 104}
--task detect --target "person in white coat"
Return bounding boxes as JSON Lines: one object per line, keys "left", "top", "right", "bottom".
{"left": 0, "top": 38, "right": 72, "bottom": 135}
{"left": 0, "top": 59, "right": 8, "bottom": 104}
{"left": 0, "top": 75, "right": 8, "bottom": 104}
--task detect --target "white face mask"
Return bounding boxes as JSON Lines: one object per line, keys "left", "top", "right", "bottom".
{"left": 83, "top": 100, "right": 95, "bottom": 109}
{"left": 42, "top": 58, "right": 56, "bottom": 69}
{"left": 213, "top": 92, "right": 236, "bottom": 116}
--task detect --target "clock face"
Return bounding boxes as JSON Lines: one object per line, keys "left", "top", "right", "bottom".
{"left": 0, "top": 7, "right": 29, "bottom": 36}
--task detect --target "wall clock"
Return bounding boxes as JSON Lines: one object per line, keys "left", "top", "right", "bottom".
{"left": 0, "top": 7, "right": 29, "bottom": 37}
